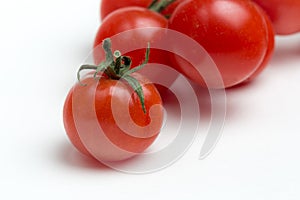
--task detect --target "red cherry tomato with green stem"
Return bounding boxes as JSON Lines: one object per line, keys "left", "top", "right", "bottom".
{"left": 63, "top": 39, "right": 163, "bottom": 161}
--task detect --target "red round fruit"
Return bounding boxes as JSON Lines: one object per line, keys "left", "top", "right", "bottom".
{"left": 168, "top": 0, "right": 270, "bottom": 88}
{"left": 64, "top": 39, "right": 164, "bottom": 162}
{"left": 63, "top": 73, "right": 163, "bottom": 161}
{"left": 94, "top": 7, "right": 169, "bottom": 68}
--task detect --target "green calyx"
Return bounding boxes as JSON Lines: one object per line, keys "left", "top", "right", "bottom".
{"left": 148, "top": 0, "right": 176, "bottom": 13}
{"left": 77, "top": 38, "right": 150, "bottom": 114}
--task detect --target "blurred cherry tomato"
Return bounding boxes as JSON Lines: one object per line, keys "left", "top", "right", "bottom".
{"left": 251, "top": 0, "right": 300, "bottom": 35}
{"left": 169, "top": 0, "right": 270, "bottom": 88}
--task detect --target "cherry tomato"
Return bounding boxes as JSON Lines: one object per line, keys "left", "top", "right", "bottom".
{"left": 94, "top": 6, "right": 178, "bottom": 95}
{"left": 94, "top": 7, "right": 169, "bottom": 67}
{"left": 63, "top": 73, "right": 163, "bottom": 161}
{"left": 168, "top": 0, "right": 270, "bottom": 88}
{"left": 63, "top": 39, "right": 164, "bottom": 161}
{"left": 251, "top": 0, "right": 300, "bottom": 35}
{"left": 64, "top": 74, "right": 163, "bottom": 160}
{"left": 100, "top": 0, "right": 183, "bottom": 20}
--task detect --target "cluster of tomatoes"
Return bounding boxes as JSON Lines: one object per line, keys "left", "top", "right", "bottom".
{"left": 63, "top": 0, "right": 300, "bottom": 163}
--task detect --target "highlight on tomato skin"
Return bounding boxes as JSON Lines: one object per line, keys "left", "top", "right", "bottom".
{"left": 168, "top": 0, "right": 270, "bottom": 88}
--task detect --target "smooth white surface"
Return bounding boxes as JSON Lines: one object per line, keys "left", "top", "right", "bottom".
{"left": 1, "top": 0, "right": 300, "bottom": 199}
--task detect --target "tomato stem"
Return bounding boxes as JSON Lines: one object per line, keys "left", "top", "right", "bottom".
{"left": 77, "top": 65, "right": 97, "bottom": 86}
{"left": 148, "top": 0, "right": 176, "bottom": 13}
{"left": 102, "top": 39, "right": 114, "bottom": 64}
{"left": 77, "top": 38, "right": 150, "bottom": 113}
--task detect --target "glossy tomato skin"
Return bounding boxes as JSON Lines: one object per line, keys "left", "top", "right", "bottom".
{"left": 168, "top": 0, "right": 269, "bottom": 88}
{"left": 63, "top": 89, "right": 91, "bottom": 156}
{"left": 243, "top": 7, "right": 275, "bottom": 83}
{"left": 63, "top": 73, "right": 163, "bottom": 161}
{"left": 94, "top": 7, "right": 169, "bottom": 67}
{"left": 101, "top": 0, "right": 150, "bottom": 20}
{"left": 100, "top": 0, "right": 183, "bottom": 20}
{"left": 251, "top": 0, "right": 300, "bottom": 35}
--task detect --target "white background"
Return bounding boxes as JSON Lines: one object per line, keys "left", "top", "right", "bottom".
{"left": 1, "top": 0, "right": 300, "bottom": 199}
